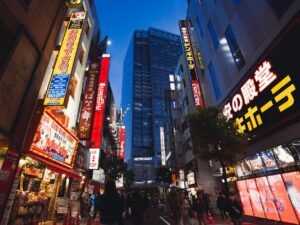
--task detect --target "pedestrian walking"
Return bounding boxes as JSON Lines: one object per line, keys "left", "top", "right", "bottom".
{"left": 216, "top": 192, "right": 228, "bottom": 221}
{"left": 98, "top": 180, "right": 122, "bottom": 225}
{"left": 131, "top": 191, "right": 144, "bottom": 225}
{"left": 94, "top": 191, "right": 101, "bottom": 218}
{"left": 226, "top": 193, "right": 243, "bottom": 225}
{"left": 143, "top": 192, "right": 150, "bottom": 221}
{"left": 193, "top": 191, "right": 208, "bottom": 225}
{"left": 166, "top": 184, "right": 182, "bottom": 225}
{"left": 118, "top": 191, "right": 125, "bottom": 225}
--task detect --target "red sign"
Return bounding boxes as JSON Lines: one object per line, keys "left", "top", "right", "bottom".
{"left": 78, "top": 63, "right": 99, "bottom": 139}
{"left": 119, "top": 126, "right": 125, "bottom": 160}
{"left": 90, "top": 55, "right": 110, "bottom": 148}
{"left": 191, "top": 81, "right": 202, "bottom": 107}
{"left": 30, "top": 111, "right": 78, "bottom": 168}
{"left": 179, "top": 20, "right": 204, "bottom": 108}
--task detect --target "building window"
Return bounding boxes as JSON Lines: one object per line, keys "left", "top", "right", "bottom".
{"left": 196, "top": 17, "right": 203, "bottom": 38}
{"left": 208, "top": 63, "right": 221, "bottom": 100}
{"left": 232, "top": 0, "right": 241, "bottom": 6}
{"left": 207, "top": 21, "right": 219, "bottom": 49}
{"left": 266, "top": 0, "right": 294, "bottom": 18}
{"left": 225, "top": 25, "right": 245, "bottom": 70}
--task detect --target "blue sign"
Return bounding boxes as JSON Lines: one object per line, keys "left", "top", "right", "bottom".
{"left": 44, "top": 74, "right": 70, "bottom": 105}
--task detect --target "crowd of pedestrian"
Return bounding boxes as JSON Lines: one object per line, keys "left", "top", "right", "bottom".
{"left": 93, "top": 180, "right": 155, "bottom": 225}
{"left": 165, "top": 184, "right": 243, "bottom": 225}
{"left": 90, "top": 180, "right": 243, "bottom": 225}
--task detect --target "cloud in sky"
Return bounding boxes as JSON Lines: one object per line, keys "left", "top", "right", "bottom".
{"left": 96, "top": 0, "right": 187, "bottom": 106}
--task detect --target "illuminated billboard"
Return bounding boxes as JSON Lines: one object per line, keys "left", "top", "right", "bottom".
{"left": 78, "top": 63, "right": 99, "bottom": 139}
{"left": 282, "top": 172, "right": 300, "bottom": 221}
{"left": 44, "top": 12, "right": 86, "bottom": 106}
{"left": 245, "top": 179, "right": 265, "bottom": 218}
{"left": 222, "top": 18, "right": 300, "bottom": 139}
{"left": 255, "top": 177, "right": 279, "bottom": 221}
{"left": 267, "top": 174, "right": 298, "bottom": 224}
{"left": 119, "top": 126, "right": 125, "bottom": 160}
{"left": 160, "top": 127, "right": 166, "bottom": 166}
{"left": 30, "top": 111, "right": 78, "bottom": 168}
{"left": 236, "top": 180, "right": 253, "bottom": 216}
{"left": 90, "top": 55, "right": 110, "bottom": 149}
{"left": 89, "top": 148, "right": 100, "bottom": 170}
{"left": 179, "top": 20, "right": 204, "bottom": 108}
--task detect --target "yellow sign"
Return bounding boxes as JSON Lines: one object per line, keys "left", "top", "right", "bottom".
{"left": 44, "top": 11, "right": 86, "bottom": 106}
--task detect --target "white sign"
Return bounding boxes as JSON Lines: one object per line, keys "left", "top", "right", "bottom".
{"left": 187, "top": 172, "right": 195, "bottom": 185}
{"left": 134, "top": 157, "right": 153, "bottom": 161}
{"left": 92, "top": 168, "right": 105, "bottom": 183}
{"left": 89, "top": 148, "right": 100, "bottom": 169}
{"left": 160, "top": 127, "right": 166, "bottom": 166}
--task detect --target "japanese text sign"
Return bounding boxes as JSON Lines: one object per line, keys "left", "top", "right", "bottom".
{"left": 90, "top": 55, "right": 110, "bottom": 148}
{"left": 160, "top": 127, "right": 166, "bottom": 166}
{"left": 78, "top": 63, "right": 99, "bottom": 139}
{"left": 119, "top": 126, "right": 125, "bottom": 160}
{"left": 30, "top": 111, "right": 78, "bottom": 168}
{"left": 44, "top": 11, "right": 86, "bottom": 106}
{"left": 179, "top": 20, "right": 204, "bottom": 107}
{"left": 223, "top": 18, "right": 300, "bottom": 138}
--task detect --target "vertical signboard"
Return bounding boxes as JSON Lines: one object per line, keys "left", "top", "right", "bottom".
{"left": 160, "top": 127, "right": 166, "bottom": 166}
{"left": 179, "top": 20, "right": 204, "bottom": 108}
{"left": 119, "top": 126, "right": 125, "bottom": 160}
{"left": 89, "top": 148, "right": 100, "bottom": 169}
{"left": 44, "top": 11, "right": 86, "bottom": 106}
{"left": 89, "top": 55, "right": 110, "bottom": 163}
{"left": 78, "top": 63, "right": 99, "bottom": 139}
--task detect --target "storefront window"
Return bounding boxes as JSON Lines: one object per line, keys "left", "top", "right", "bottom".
{"left": 9, "top": 157, "right": 68, "bottom": 224}
{"left": 0, "top": 137, "right": 9, "bottom": 169}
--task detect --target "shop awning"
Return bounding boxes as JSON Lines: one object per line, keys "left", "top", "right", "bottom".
{"left": 27, "top": 153, "right": 82, "bottom": 180}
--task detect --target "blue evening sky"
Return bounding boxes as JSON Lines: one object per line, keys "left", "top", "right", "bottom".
{"left": 96, "top": 0, "right": 187, "bottom": 106}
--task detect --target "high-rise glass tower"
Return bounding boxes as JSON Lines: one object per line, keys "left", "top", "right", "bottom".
{"left": 122, "top": 28, "right": 182, "bottom": 182}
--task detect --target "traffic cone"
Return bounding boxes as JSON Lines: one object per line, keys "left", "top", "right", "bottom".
{"left": 94, "top": 212, "right": 100, "bottom": 225}
{"left": 86, "top": 216, "right": 92, "bottom": 225}
{"left": 208, "top": 212, "right": 215, "bottom": 224}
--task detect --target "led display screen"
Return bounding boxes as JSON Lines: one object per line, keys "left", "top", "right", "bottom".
{"left": 255, "top": 177, "right": 280, "bottom": 220}
{"left": 282, "top": 172, "right": 300, "bottom": 221}
{"left": 246, "top": 179, "right": 265, "bottom": 218}
{"left": 237, "top": 180, "right": 254, "bottom": 216}
{"left": 267, "top": 174, "right": 298, "bottom": 224}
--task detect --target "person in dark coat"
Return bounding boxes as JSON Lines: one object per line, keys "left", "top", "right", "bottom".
{"left": 131, "top": 191, "right": 144, "bottom": 225}
{"left": 98, "top": 181, "right": 122, "bottom": 225}
{"left": 217, "top": 192, "right": 228, "bottom": 221}
{"left": 143, "top": 192, "right": 150, "bottom": 220}
{"left": 94, "top": 191, "right": 101, "bottom": 218}
{"left": 226, "top": 193, "right": 243, "bottom": 225}
{"left": 193, "top": 191, "right": 208, "bottom": 225}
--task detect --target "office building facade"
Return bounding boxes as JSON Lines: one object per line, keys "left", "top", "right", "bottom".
{"left": 122, "top": 28, "right": 182, "bottom": 183}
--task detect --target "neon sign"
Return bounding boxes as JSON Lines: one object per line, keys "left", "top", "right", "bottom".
{"left": 222, "top": 19, "right": 300, "bottom": 137}
{"left": 179, "top": 20, "right": 205, "bottom": 107}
